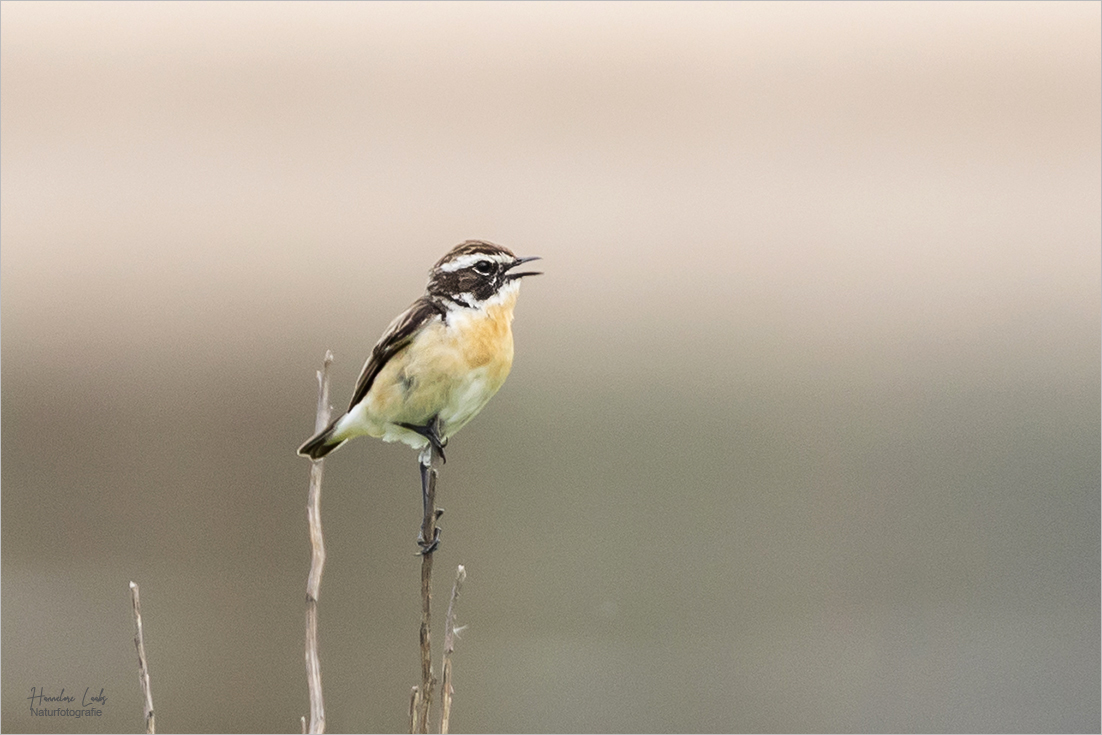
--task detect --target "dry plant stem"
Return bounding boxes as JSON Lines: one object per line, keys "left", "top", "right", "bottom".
{"left": 417, "top": 548, "right": 435, "bottom": 734}
{"left": 439, "top": 565, "right": 467, "bottom": 735}
{"left": 305, "top": 350, "right": 334, "bottom": 735}
{"left": 129, "top": 581, "right": 155, "bottom": 735}
{"left": 409, "top": 686, "right": 420, "bottom": 734}
{"left": 415, "top": 447, "right": 440, "bottom": 733}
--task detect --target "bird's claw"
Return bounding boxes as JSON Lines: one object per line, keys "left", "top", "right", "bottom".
{"left": 400, "top": 419, "right": 448, "bottom": 464}
{"left": 417, "top": 528, "right": 441, "bottom": 555}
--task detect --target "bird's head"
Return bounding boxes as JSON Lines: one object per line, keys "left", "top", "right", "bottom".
{"left": 427, "top": 240, "right": 541, "bottom": 308}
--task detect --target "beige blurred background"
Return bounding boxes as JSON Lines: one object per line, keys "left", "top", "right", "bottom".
{"left": 2, "top": 2, "right": 1099, "bottom": 732}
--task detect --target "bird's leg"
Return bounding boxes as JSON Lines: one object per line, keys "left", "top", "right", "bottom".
{"left": 417, "top": 443, "right": 443, "bottom": 554}
{"left": 399, "top": 416, "right": 448, "bottom": 464}
{"left": 418, "top": 445, "right": 434, "bottom": 524}
{"left": 407, "top": 416, "right": 446, "bottom": 553}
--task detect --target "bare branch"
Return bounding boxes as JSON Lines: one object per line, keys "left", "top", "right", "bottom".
{"left": 129, "top": 581, "right": 155, "bottom": 734}
{"left": 440, "top": 565, "right": 467, "bottom": 734}
{"left": 415, "top": 457, "right": 440, "bottom": 733}
{"left": 305, "top": 350, "right": 334, "bottom": 734}
{"left": 409, "top": 686, "right": 420, "bottom": 734}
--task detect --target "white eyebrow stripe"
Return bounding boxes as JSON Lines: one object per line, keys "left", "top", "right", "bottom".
{"left": 437, "top": 253, "right": 511, "bottom": 272}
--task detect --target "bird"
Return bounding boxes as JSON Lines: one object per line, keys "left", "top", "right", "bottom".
{"left": 298, "top": 240, "right": 541, "bottom": 465}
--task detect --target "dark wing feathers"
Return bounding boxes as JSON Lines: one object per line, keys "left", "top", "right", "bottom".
{"left": 346, "top": 297, "right": 445, "bottom": 411}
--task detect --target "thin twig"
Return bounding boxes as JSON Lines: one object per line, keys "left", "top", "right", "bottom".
{"left": 417, "top": 548, "right": 435, "bottom": 734}
{"left": 409, "top": 686, "right": 420, "bottom": 734}
{"left": 439, "top": 565, "right": 467, "bottom": 734}
{"left": 416, "top": 451, "right": 440, "bottom": 733}
{"left": 129, "top": 581, "right": 155, "bottom": 735}
{"left": 305, "top": 350, "right": 333, "bottom": 734}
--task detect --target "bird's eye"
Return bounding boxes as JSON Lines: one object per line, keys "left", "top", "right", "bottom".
{"left": 472, "top": 261, "right": 494, "bottom": 276}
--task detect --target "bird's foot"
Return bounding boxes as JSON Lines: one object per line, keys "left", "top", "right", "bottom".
{"left": 400, "top": 419, "right": 447, "bottom": 464}
{"left": 417, "top": 527, "right": 441, "bottom": 555}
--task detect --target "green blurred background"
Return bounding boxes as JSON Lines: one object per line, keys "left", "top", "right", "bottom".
{"left": 2, "top": 2, "right": 1099, "bottom": 732}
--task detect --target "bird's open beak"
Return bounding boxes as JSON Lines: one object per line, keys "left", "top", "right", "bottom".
{"left": 506, "top": 255, "right": 542, "bottom": 279}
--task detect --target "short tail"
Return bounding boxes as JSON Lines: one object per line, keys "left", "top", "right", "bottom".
{"left": 297, "top": 418, "right": 346, "bottom": 460}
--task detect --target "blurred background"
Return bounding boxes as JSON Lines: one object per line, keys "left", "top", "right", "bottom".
{"left": 2, "top": 2, "right": 1099, "bottom": 732}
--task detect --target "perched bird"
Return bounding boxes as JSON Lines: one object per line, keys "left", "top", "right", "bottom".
{"left": 298, "top": 240, "right": 540, "bottom": 463}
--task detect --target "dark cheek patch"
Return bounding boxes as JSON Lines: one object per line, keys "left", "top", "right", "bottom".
{"left": 455, "top": 271, "right": 496, "bottom": 302}
{"left": 428, "top": 263, "right": 504, "bottom": 305}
